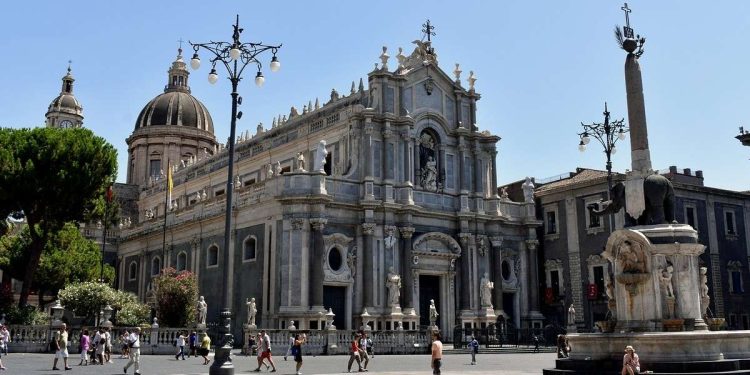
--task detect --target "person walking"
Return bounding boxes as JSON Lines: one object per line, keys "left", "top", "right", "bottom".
{"left": 255, "top": 333, "right": 270, "bottom": 370}
{"left": 188, "top": 331, "right": 197, "bottom": 357}
{"left": 253, "top": 330, "right": 277, "bottom": 372}
{"left": 78, "top": 329, "right": 90, "bottom": 366}
{"left": 358, "top": 332, "right": 370, "bottom": 371}
{"left": 104, "top": 327, "right": 113, "bottom": 363}
{"left": 123, "top": 326, "right": 141, "bottom": 374}
{"left": 120, "top": 330, "right": 130, "bottom": 359}
{"left": 95, "top": 328, "right": 106, "bottom": 365}
{"left": 347, "top": 333, "right": 363, "bottom": 373}
{"left": 199, "top": 332, "right": 211, "bottom": 365}
{"left": 52, "top": 323, "right": 72, "bottom": 371}
{"left": 0, "top": 325, "right": 9, "bottom": 357}
{"left": 292, "top": 333, "right": 306, "bottom": 375}
{"left": 431, "top": 332, "right": 443, "bottom": 375}
{"left": 468, "top": 335, "right": 479, "bottom": 365}
{"left": 175, "top": 331, "right": 186, "bottom": 360}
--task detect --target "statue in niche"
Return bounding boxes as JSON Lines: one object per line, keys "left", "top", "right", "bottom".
{"left": 386, "top": 267, "right": 401, "bottom": 307}
{"left": 347, "top": 247, "right": 357, "bottom": 278}
{"left": 659, "top": 264, "right": 675, "bottom": 298}
{"left": 420, "top": 156, "right": 438, "bottom": 191}
{"left": 266, "top": 164, "right": 274, "bottom": 179}
{"left": 617, "top": 240, "right": 647, "bottom": 274}
{"left": 700, "top": 266, "right": 710, "bottom": 316}
{"left": 314, "top": 140, "right": 328, "bottom": 172}
{"left": 368, "top": 85, "right": 379, "bottom": 110}
{"left": 197, "top": 296, "right": 208, "bottom": 325}
{"left": 522, "top": 177, "right": 535, "bottom": 203}
{"left": 274, "top": 161, "right": 282, "bottom": 176}
{"left": 246, "top": 297, "right": 257, "bottom": 326}
{"left": 297, "top": 152, "right": 306, "bottom": 172}
{"left": 480, "top": 272, "right": 494, "bottom": 308}
{"left": 429, "top": 299, "right": 439, "bottom": 326}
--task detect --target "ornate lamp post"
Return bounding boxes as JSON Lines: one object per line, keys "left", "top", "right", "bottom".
{"left": 578, "top": 103, "right": 628, "bottom": 228}
{"left": 190, "top": 15, "right": 281, "bottom": 375}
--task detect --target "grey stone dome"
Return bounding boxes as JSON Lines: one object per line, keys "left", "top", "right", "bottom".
{"left": 134, "top": 91, "right": 214, "bottom": 133}
{"left": 134, "top": 49, "right": 214, "bottom": 133}
{"left": 47, "top": 93, "right": 82, "bottom": 115}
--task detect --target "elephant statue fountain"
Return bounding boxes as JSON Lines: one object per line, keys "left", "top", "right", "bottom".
{"left": 588, "top": 174, "right": 675, "bottom": 227}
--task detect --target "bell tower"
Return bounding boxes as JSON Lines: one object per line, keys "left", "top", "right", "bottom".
{"left": 45, "top": 63, "right": 84, "bottom": 128}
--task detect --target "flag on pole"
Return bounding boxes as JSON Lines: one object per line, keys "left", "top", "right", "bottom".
{"left": 167, "top": 160, "right": 173, "bottom": 210}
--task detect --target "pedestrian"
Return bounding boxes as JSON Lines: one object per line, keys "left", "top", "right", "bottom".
{"left": 0, "top": 325, "right": 9, "bottom": 357}
{"left": 347, "top": 333, "right": 363, "bottom": 373}
{"left": 199, "top": 332, "right": 211, "bottom": 365}
{"left": 104, "top": 327, "right": 113, "bottom": 363}
{"left": 123, "top": 326, "right": 141, "bottom": 374}
{"left": 95, "top": 328, "right": 106, "bottom": 365}
{"left": 175, "top": 331, "right": 186, "bottom": 360}
{"left": 256, "top": 333, "right": 270, "bottom": 370}
{"left": 253, "top": 329, "right": 277, "bottom": 372}
{"left": 52, "top": 322, "right": 72, "bottom": 371}
{"left": 556, "top": 334, "right": 570, "bottom": 358}
{"left": 621, "top": 345, "right": 640, "bottom": 375}
{"left": 292, "top": 333, "right": 306, "bottom": 375}
{"left": 533, "top": 333, "right": 540, "bottom": 353}
{"left": 468, "top": 335, "right": 479, "bottom": 365}
{"left": 188, "top": 331, "right": 197, "bottom": 357}
{"left": 358, "top": 332, "right": 370, "bottom": 371}
{"left": 120, "top": 330, "right": 130, "bottom": 359}
{"left": 78, "top": 329, "right": 90, "bottom": 366}
{"left": 431, "top": 332, "right": 443, "bottom": 375}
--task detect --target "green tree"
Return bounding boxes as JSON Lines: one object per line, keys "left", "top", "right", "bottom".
{"left": 111, "top": 290, "right": 151, "bottom": 326}
{"left": 2, "top": 223, "right": 115, "bottom": 306}
{"left": 0, "top": 127, "right": 117, "bottom": 307}
{"left": 154, "top": 268, "right": 198, "bottom": 327}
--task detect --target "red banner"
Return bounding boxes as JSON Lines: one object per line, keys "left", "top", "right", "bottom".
{"left": 587, "top": 283, "right": 598, "bottom": 300}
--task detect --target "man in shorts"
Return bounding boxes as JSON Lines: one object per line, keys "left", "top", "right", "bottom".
{"left": 253, "top": 329, "right": 277, "bottom": 372}
{"left": 431, "top": 332, "right": 443, "bottom": 375}
{"left": 52, "top": 323, "right": 72, "bottom": 371}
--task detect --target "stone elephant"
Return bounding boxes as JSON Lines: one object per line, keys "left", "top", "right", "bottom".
{"left": 587, "top": 174, "right": 675, "bottom": 226}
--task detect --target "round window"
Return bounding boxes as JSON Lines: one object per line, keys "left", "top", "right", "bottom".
{"left": 328, "top": 248, "right": 342, "bottom": 271}
{"left": 502, "top": 260, "right": 511, "bottom": 281}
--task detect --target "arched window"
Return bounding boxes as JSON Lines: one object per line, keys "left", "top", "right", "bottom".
{"left": 243, "top": 236, "right": 257, "bottom": 262}
{"left": 207, "top": 245, "right": 219, "bottom": 267}
{"left": 176, "top": 252, "right": 188, "bottom": 271}
{"left": 128, "top": 262, "right": 138, "bottom": 281}
{"left": 151, "top": 257, "right": 161, "bottom": 276}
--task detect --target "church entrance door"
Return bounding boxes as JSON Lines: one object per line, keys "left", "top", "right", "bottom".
{"left": 419, "top": 275, "right": 441, "bottom": 327}
{"left": 324, "top": 285, "right": 346, "bottom": 329}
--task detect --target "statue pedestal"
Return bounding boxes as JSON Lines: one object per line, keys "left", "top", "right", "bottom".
{"left": 602, "top": 224, "right": 706, "bottom": 332}
{"left": 401, "top": 308, "right": 418, "bottom": 331}
{"left": 196, "top": 323, "right": 207, "bottom": 331}
{"left": 385, "top": 306, "right": 403, "bottom": 331}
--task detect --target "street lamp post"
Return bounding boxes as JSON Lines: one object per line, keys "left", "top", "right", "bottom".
{"left": 190, "top": 15, "right": 281, "bottom": 375}
{"left": 578, "top": 102, "right": 628, "bottom": 230}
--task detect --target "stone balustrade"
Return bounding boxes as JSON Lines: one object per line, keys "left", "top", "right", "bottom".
{"left": 4, "top": 324, "right": 430, "bottom": 355}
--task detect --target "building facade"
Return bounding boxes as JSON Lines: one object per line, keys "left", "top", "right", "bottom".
{"left": 116, "top": 35, "right": 542, "bottom": 338}
{"left": 530, "top": 167, "right": 750, "bottom": 330}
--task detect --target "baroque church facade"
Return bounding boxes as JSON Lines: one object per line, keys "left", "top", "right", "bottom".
{"left": 106, "top": 31, "right": 543, "bottom": 338}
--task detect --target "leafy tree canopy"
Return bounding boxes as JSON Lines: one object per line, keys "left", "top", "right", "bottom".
{"left": 154, "top": 267, "right": 198, "bottom": 327}
{"left": 0, "top": 127, "right": 117, "bottom": 306}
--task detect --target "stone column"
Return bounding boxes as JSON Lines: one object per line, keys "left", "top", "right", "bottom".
{"left": 399, "top": 226, "right": 416, "bottom": 310}
{"left": 458, "top": 143, "right": 468, "bottom": 191}
{"left": 526, "top": 240, "right": 542, "bottom": 316}
{"left": 310, "top": 218, "right": 327, "bottom": 309}
{"left": 401, "top": 131, "right": 412, "bottom": 184}
{"left": 474, "top": 146, "right": 483, "bottom": 196}
{"left": 625, "top": 53, "right": 652, "bottom": 174}
{"left": 362, "top": 223, "right": 376, "bottom": 308}
{"left": 490, "top": 150, "right": 499, "bottom": 197}
{"left": 364, "top": 121, "right": 374, "bottom": 177}
{"left": 491, "top": 237, "right": 504, "bottom": 314}
{"left": 383, "top": 125, "right": 394, "bottom": 180}
{"left": 458, "top": 233, "right": 473, "bottom": 310}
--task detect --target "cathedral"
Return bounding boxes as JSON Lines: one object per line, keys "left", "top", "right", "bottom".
{"left": 50, "top": 28, "right": 543, "bottom": 339}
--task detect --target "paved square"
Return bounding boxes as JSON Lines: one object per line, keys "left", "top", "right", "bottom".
{"left": 0, "top": 351, "right": 556, "bottom": 374}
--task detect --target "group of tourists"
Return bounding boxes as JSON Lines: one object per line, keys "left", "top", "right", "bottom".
{"left": 246, "top": 329, "right": 309, "bottom": 375}
{"left": 47, "top": 323, "right": 142, "bottom": 374}
{"left": 171, "top": 331, "right": 209, "bottom": 364}
{"left": 346, "top": 331, "right": 373, "bottom": 372}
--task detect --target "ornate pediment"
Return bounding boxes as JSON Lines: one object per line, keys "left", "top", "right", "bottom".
{"left": 412, "top": 232, "right": 461, "bottom": 258}
{"left": 323, "top": 233, "right": 353, "bottom": 248}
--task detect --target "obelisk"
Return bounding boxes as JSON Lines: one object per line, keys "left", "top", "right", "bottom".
{"left": 620, "top": 3, "right": 651, "bottom": 220}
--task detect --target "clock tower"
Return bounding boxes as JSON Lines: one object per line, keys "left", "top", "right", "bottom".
{"left": 45, "top": 64, "right": 84, "bottom": 128}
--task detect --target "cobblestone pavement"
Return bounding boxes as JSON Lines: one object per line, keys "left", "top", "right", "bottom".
{"left": 0, "top": 351, "right": 556, "bottom": 374}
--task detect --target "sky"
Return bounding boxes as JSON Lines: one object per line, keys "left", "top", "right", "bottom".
{"left": 2, "top": 0, "right": 750, "bottom": 191}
